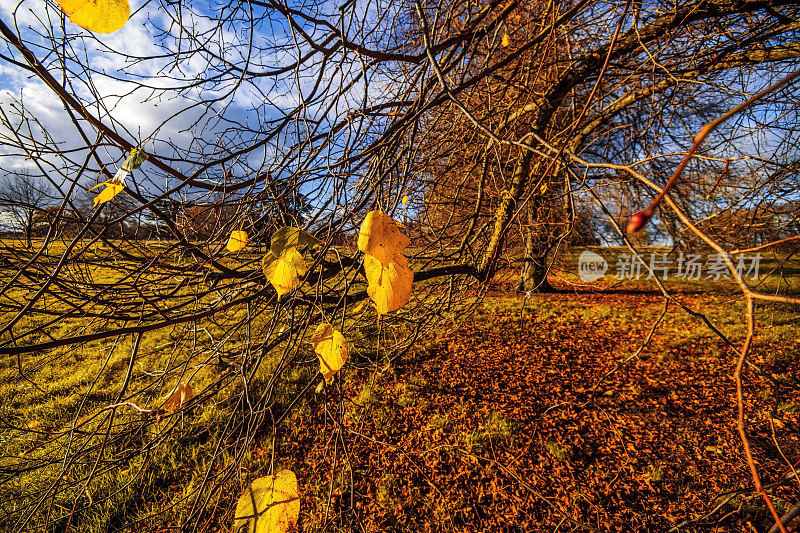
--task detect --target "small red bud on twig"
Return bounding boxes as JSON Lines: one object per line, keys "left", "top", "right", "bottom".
{"left": 626, "top": 211, "right": 650, "bottom": 234}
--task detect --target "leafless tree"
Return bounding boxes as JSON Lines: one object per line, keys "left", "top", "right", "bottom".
{"left": 0, "top": 171, "right": 53, "bottom": 247}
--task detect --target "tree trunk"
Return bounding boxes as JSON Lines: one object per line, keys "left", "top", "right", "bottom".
{"left": 25, "top": 212, "right": 33, "bottom": 249}
{"left": 517, "top": 238, "right": 554, "bottom": 292}
{"left": 516, "top": 208, "right": 555, "bottom": 293}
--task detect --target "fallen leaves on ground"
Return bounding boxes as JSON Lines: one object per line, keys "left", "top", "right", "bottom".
{"left": 276, "top": 293, "right": 800, "bottom": 532}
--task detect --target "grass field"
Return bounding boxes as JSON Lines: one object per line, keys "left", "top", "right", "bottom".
{"left": 1, "top": 245, "right": 798, "bottom": 531}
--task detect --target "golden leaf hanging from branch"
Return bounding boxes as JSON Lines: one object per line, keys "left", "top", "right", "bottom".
{"left": 364, "top": 254, "right": 413, "bottom": 314}
{"left": 162, "top": 383, "right": 193, "bottom": 414}
{"left": 270, "top": 227, "right": 320, "bottom": 254}
{"left": 260, "top": 226, "right": 319, "bottom": 296}
{"left": 311, "top": 323, "right": 348, "bottom": 384}
{"left": 233, "top": 470, "right": 300, "bottom": 533}
{"left": 56, "top": 0, "right": 130, "bottom": 33}
{"left": 357, "top": 211, "right": 414, "bottom": 314}
{"left": 226, "top": 230, "right": 248, "bottom": 253}
{"left": 357, "top": 210, "right": 410, "bottom": 266}
{"left": 89, "top": 149, "right": 147, "bottom": 207}
{"left": 89, "top": 180, "right": 125, "bottom": 207}
{"left": 262, "top": 248, "right": 306, "bottom": 297}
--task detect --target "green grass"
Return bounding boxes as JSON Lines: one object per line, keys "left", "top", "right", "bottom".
{"left": 463, "top": 411, "right": 516, "bottom": 450}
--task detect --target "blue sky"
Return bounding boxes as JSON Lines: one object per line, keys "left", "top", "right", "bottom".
{"left": 0, "top": 0, "right": 403, "bottom": 219}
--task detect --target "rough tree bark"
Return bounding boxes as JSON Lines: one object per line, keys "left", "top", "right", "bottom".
{"left": 517, "top": 206, "right": 555, "bottom": 293}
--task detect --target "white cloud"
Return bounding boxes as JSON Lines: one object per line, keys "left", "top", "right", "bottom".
{"left": 0, "top": 0, "right": 406, "bottom": 207}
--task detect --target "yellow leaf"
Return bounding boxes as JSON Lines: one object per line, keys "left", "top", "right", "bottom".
{"left": 270, "top": 226, "right": 320, "bottom": 255}
{"left": 311, "top": 323, "right": 348, "bottom": 384}
{"left": 364, "top": 253, "right": 413, "bottom": 314}
{"left": 227, "top": 230, "right": 248, "bottom": 253}
{"left": 163, "top": 383, "right": 193, "bottom": 413}
{"left": 56, "top": 0, "right": 130, "bottom": 33}
{"left": 89, "top": 179, "right": 125, "bottom": 207}
{"left": 234, "top": 470, "right": 300, "bottom": 533}
{"left": 357, "top": 210, "right": 410, "bottom": 266}
{"left": 502, "top": 32, "right": 510, "bottom": 47}
{"left": 540, "top": 183, "right": 548, "bottom": 194}
{"left": 402, "top": 195, "right": 409, "bottom": 205}
{"left": 262, "top": 248, "right": 306, "bottom": 296}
